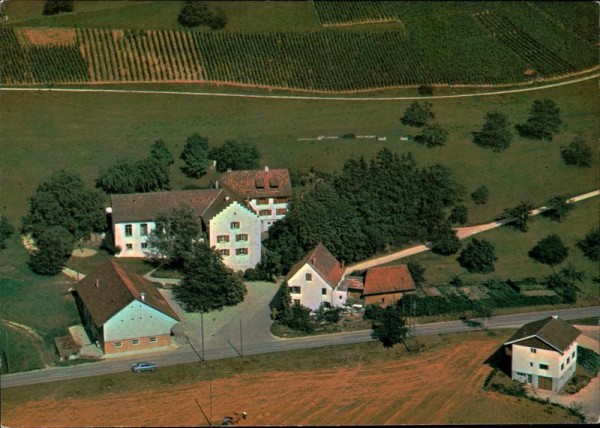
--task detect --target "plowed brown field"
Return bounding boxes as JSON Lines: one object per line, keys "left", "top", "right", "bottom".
{"left": 3, "top": 337, "right": 577, "bottom": 426}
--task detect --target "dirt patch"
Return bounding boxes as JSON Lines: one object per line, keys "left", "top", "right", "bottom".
{"left": 71, "top": 248, "right": 97, "bottom": 258}
{"left": 2, "top": 338, "right": 578, "bottom": 426}
{"left": 18, "top": 28, "right": 76, "bottom": 46}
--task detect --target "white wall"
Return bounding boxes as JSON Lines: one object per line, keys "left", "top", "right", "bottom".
{"left": 114, "top": 221, "right": 155, "bottom": 258}
{"left": 287, "top": 264, "right": 348, "bottom": 311}
{"left": 104, "top": 300, "right": 178, "bottom": 342}
{"left": 209, "top": 201, "right": 262, "bottom": 272}
{"left": 512, "top": 341, "right": 578, "bottom": 380}
{"left": 249, "top": 198, "right": 288, "bottom": 232}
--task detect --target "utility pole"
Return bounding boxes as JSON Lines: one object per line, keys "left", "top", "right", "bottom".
{"left": 239, "top": 318, "right": 243, "bottom": 357}
{"left": 201, "top": 311, "right": 205, "bottom": 362}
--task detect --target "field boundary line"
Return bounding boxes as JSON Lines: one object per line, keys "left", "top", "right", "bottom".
{"left": 1, "top": 73, "right": 598, "bottom": 101}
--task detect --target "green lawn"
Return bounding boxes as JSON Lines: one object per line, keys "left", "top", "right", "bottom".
{"left": 1, "top": 79, "right": 597, "bottom": 228}
{"left": 394, "top": 198, "right": 599, "bottom": 304}
{"left": 0, "top": 234, "right": 81, "bottom": 374}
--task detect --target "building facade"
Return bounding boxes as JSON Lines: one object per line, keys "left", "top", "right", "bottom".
{"left": 504, "top": 316, "right": 580, "bottom": 392}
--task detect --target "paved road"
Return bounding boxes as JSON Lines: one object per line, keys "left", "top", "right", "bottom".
{"left": 0, "top": 71, "right": 598, "bottom": 101}
{"left": 2, "top": 305, "right": 597, "bottom": 389}
{"left": 345, "top": 189, "right": 599, "bottom": 274}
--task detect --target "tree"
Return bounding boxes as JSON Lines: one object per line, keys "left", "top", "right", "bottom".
{"left": 314, "top": 304, "right": 342, "bottom": 324}
{"left": 577, "top": 227, "right": 599, "bottom": 262}
{"left": 210, "top": 140, "right": 260, "bottom": 172}
{"left": 147, "top": 204, "right": 203, "bottom": 269}
{"left": 414, "top": 123, "right": 448, "bottom": 148}
{"left": 431, "top": 228, "right": 461, "bottom": 255}
{"left": 449, "top": 204, "right": 468, "bottom": 225}
{"left": 150, "top": 139, "right": 174, "bottom": 166}
{"left": 472, "top": 300, "right": 493, "bottom": 328}
{"left": 29, "top": 226, "right": 74, "bottom": 275}
{"left": 528, "top": 234, "right": 568, "bottom": 268}
{"left": 542, "top": 196, "right": 574, "bottom": 222}
{"left": 457, "top": 238, "right": 497, "bottom": 274}
{"left": 545, "top": 264, "right": 585, "bottom": 304}
{"left": 517, "top": 98, "right": 562, "bottom": 141}
{"left": 501, "top": 201, "right": 534, "bottom": 232}
{"left": 42, "top": 0, "right": 73, "bottom": 15}
{"left": 472, "top": 111, "right": 513, "bottom": 152}
{"left": 22, "top": 170, "right": 106, "bottom": 241}
{"left": 471, "top": 185, "right": 490, "bottom": 204}
{"left": 174, "top": 242, "right": 246, "bottom": 312}
{"left": 180, "top": 133, "right": 210, "bottom": 178}
{"left": 400, "top": 101, "right": 434, "bottom": 127}
{"left": 0, "top": 216, "right": 14, "bottom": 250}
{"left": 407, "top": 261, "right": 426, "bottom": 288}
{"left": 561, "top": 137, "right": 593, "bottom": 167}
{"left": 96, "top": 158, "right": 170, "bottom": 194}
{"left": 418, "top": 85, "right": 433, "bottom": 96}
{"left": 371, "top": 304, "right": 409, "bottom": 348}
{"left": 177, "top": 1, "right": 211, "bottom": 27}
{"left": 207, "top": 7, "right": 227, "bottom": 30}
{"left": 136, "top": 157, "right": 171, "bottom": 192}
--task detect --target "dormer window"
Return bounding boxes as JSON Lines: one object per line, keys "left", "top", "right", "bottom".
{"left": 255, "top": 179, "right": 265, "bottom": 189}
{"left": 269, "top": 178, "right": 279, "bottom": 188}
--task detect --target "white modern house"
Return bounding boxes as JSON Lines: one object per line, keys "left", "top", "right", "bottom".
{"left": 110, "top": 187, "right": 262, "bottom": 272}
{"left": 284, "top": 243, "right": 347, "bottom": 311}
{"left": 504, "top": 316, "right": 581, "bottom": 392}
{"left": 75, "top": 261, "right": 180, "bottom": 355}
{"left": 220, "top": 167, "right": 292, "bottom": 233}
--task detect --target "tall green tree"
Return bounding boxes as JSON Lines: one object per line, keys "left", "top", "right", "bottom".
{"left": 542, "top": 196, "right": 574, "bottom": 222}
{"left": 400, "top": 101, "right": 434, "bottom": 127}
{"left": 415, "top": 123, "right": 448, "bottom": 148}
{"left": 431, "top": 227, "right": 461, "bottom": 256}
{"left": 407, "top": 261, "right": 426, "bottom": 288}
{"left": 501, "top": 201, "right": 534, "bottom": 232}
{"left": 180, "top": 133, "right": 210, "bottom": 178}
{"left": 96, "top": 158, "right": 170, "bottom": 194}
{"left": 560, "top": 136, "right": 593, "bottom": 167}
{"left": 577, "top": 227, "right": 599, "bottom": 262}
{"left": 174, "top": 242, "right": 246, "bottom": 312}
{"left": 150, "top": 139, "right": 174, "bottom": 166}
{"left": 22, "top": 170, "right": 106, "bottom": 241}
{"left": 449, "top": 204, "right": 468, "bottom": 225}
{"left": 136, "top": 157, "right": 171, "bottom": 192}
{"left": 528, "top": 234, "right": 568, "bottom": 268}
{"left": 517, "top": 98, "right": 562, "bottom": 141}
{"left": 147, "top": 204, "right": 203, "bottom": 269}
{"left": 29, "top": 226, "right": 74, "bottom": 275}
{"left": 177, "top": 0, "right": 211, "bottom": 27}
{"left": 210, "top": 140, "right": 260, "bottom": 172}
{"left": 42, "top": 0, "right": 73, "bottom": 15}
{"left": 0, "top": 216, "right": 15, "bottom": 250}
{"left": 471, "top": 185, "right": 490, "bottom": 205}
{"left": 371, "top": 305, "right": 409, "bottom": 348}
{"left": 473, "top": 111, "right": 513, "bottom": 152}
{"left": 457, "top": 238, "right": 497, "bottom": 274}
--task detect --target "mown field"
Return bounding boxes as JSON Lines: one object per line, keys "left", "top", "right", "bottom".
{"left": 0, "top": 1, "right": 597, "bottom": 89}
{"left": 1, "top": 331, "right": 581, "bottom": 425}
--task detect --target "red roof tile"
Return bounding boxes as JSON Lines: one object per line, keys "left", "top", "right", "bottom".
{"left": 76, "top": 261, "right": 180, "bottom": 328}
{"left": 111, "top": 189, "right": 223, "bottom": 223}
{"left": 363, "top": 265, "right": 415, "bottom": 296}
{"left": 285, "top": 243, "right": 344, "bottom": 289}
{"left": 220, "top": 168, "right": 292, "bottom": 199}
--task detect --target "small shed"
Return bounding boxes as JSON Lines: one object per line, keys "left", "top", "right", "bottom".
{"left": 55, "top": 335, "right": 81, "bottom": 361}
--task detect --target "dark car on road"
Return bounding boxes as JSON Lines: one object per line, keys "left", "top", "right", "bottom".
{"left": 131, "top": 362, "right": 157, "bottom": 372}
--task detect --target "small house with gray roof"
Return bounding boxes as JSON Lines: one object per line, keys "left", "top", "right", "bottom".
{"left": 504, "top": 315, "right": 581, "bottom": 391}
{"left": 75, "top": 261, "right": 180, "bottom": 355}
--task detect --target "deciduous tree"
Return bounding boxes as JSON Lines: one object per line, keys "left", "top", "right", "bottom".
{"left": 449, "top": 204, "right": 468, "bottom": 225}
{"left": 577, "top": 227, "right": 599, "bottom": 262}
{"left": 501, "top": 201, "right": 534, "bottom": 232}
{"left": 431, "top": 228, "right": 461, "bottom": 255}
{"left": 150, "top": 139, "right": 174, "bottom": 166}
{"left": 415, "top": 123, "right": 448, "bottom": 148}
{"left": 42, "top": 0, "right": 73, "bottom": 15}
{"left": 371, "top": 304, "right": 409, "bottom": 348}
{"left": 29, "top": 226, "right": 74, "bottom": 275}
{"left": 407, "top": 261, "right": 426, "bottom": 288}
{"left": 471, "top": 185, "right": 490, "bottom": 204}
{"left": 528, "top": 234, "right": 568, "bottom": 268}
{"left": 457, "top": 238, "right": 497, "bottom": 274}
{"left": 0, "top": 216, "right": 15, "bottom": 250}
{"left": 542, "top": 196, "right": 573, "bottom": 222}
{"left": 517, "top": 98, "right": 562, "bottom": 141}
{"left": 210, "top": 140, "right": 260, "bottom": 172}
{"left": 472, "top": 111, "right": 513, "bottom": 152}
{"left": 400, "top": 101, "right": 434, "bottom": 127}
{"left": 561, "top": 137, "right": 593, "bottom": 167}
{"left": 180, "top": 133, "right": 210, "bottom": 178}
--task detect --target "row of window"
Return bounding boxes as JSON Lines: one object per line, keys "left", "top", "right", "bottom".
{"left": 217, "top": 234, "right": 248, "bottom": 243}
{"left": 114, "top": 337, "right": 158, "bottom": 347}
{"left": 125, "top": 242, "right": 148, "bottom": 251}
{"left": 124, "top": 223, "right": 149, "bottom": 237}
{"left": 257, "top": 208, "right": 288, "bottom": 216}
{"left": 289, "top": 286, "right": 328, "bottom": 296}
{"left": 256, "top": 197, "right": 289, "bottom": 205}
{"left": 218, "top": 248, "right": 249, "bottom": 256}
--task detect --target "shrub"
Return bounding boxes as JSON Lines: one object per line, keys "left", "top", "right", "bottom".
{"left": 471, "top": 185, "right": 490, "bottom": 204}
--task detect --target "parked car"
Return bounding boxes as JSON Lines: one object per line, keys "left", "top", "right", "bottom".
{"left": 131, "top": 362, "right": 157, "bottom": 372}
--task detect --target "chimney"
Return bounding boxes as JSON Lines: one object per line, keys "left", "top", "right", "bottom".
{"left": 141, "top": 292, "right": 146, "bottom": 301}
{"left": 215, "top": 180, "right": 219, "bottom": 189}
{"left": 311, "top": 257, "right": 316, "bottom": 266}
{"left": 265, "top": 166, "right": 269, "bottom": 172}
{"left": 95, "top": 279, "right": 100, "bottom": 288}
{"left": 552, "top": 314, "right": 558, "bottom": 319}
{"left": 225, "top": 196, "right": 230, "bottom": 201}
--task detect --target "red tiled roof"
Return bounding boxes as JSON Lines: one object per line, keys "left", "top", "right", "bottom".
{"left": 220, "top": 168, "right": 292, "bottom": 199}
{"left": 504, "top": 316, "right": 580, "bottom": 352}
{"left": 363, "top": 265, "right": 415, "bottom": 296}
{"left": 285, "top": 243, "right": 344, "bottom": 289}
{"left": 339, "top": 276, "right": 364, "bottom": 292}
{"left": 76, "top": 261, "right": 180, "bottom": 328}
{"left": 111, "top": 189, "right": 223, "bottom": 223}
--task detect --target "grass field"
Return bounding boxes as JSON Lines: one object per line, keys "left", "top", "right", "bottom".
{"left": 393, "top": 198, "right": 600, "bottom": 304}
{"left": 1, "top": 330, "right": 580, "bottom": 425}
{"left": 1, "top": 78, "right": 597, "bottom": 229}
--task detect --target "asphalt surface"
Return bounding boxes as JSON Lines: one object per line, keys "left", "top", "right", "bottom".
{"left": 2, "top": 305, "right": 597, "bottom": 389}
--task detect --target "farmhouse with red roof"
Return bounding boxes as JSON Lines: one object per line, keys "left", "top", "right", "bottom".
{"left": 75, "top": 261, "right": 180, "bottom": 355}
{"left": 362, "top": 265, "right": 416, "bottom": 307}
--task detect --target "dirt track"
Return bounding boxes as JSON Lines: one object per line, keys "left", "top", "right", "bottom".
{"left": 3, "top": 337, "right": 577, "bottom": 426}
